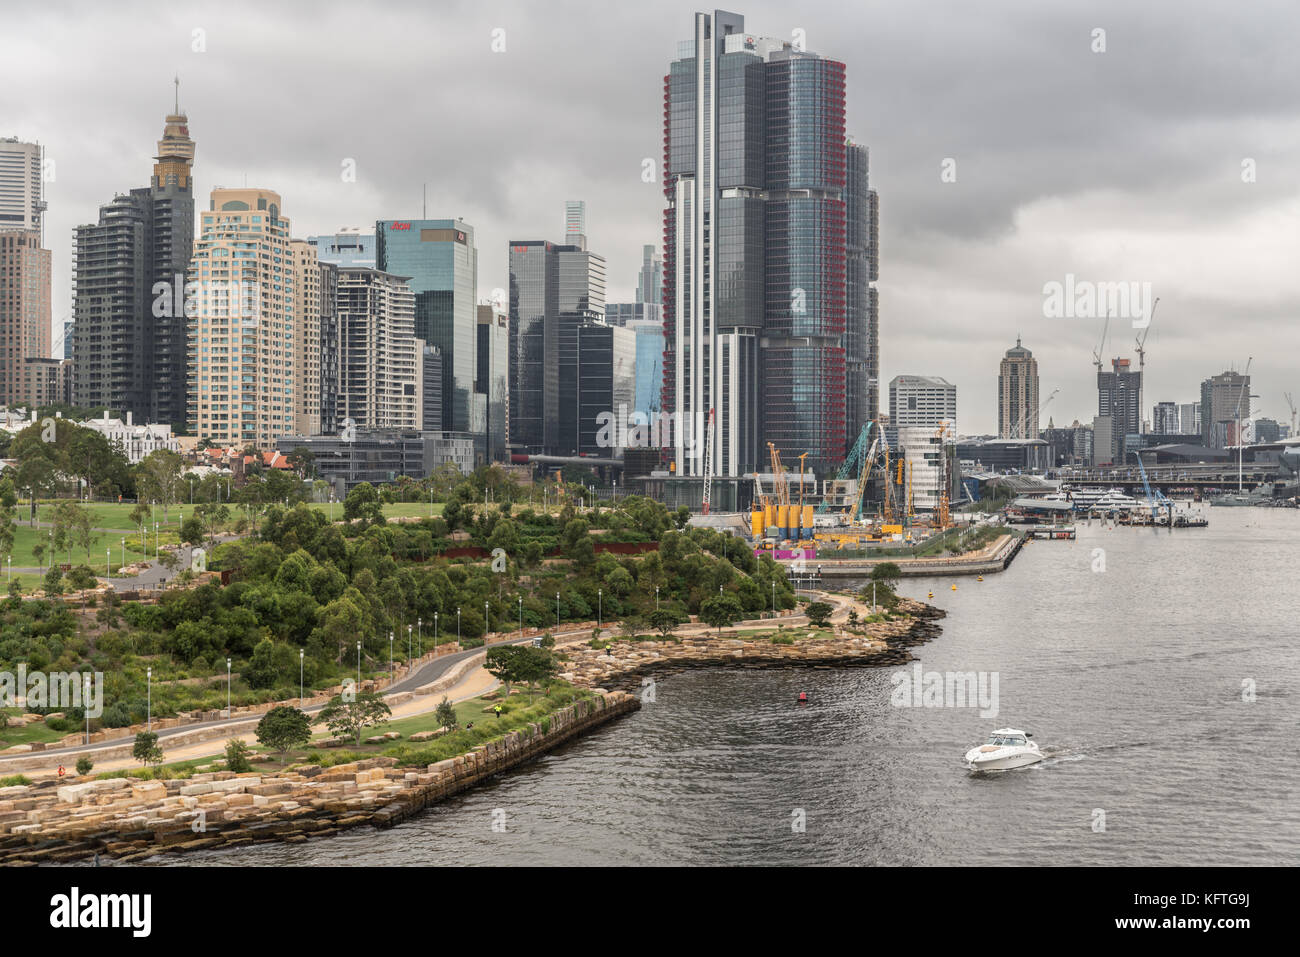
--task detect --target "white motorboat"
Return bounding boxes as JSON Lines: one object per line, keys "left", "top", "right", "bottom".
{"left": 964, "top": 728, "right": 1043, "bottom": 771}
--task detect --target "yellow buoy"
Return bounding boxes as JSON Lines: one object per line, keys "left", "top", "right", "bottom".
{"left": 951, "top": 584, "right": 957, "bottom": 591}
{"left": 927, "top": 591, "right": 934, "bottom": 598}
{"left": 977, "top": 576, "right": 984, "bottom": 582}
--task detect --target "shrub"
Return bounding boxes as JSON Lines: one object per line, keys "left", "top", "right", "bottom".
{"left": 75, "top": 756, "right": 93, "bottom": 776}
{"left": 0, "top": 774, "right": 32, "bottom": 787}
{"left": 225, "top": 738, "right": 254, "bottom": 773}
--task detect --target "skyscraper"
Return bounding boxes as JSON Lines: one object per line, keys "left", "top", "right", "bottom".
{"left": 1097, "top": 358, "right": 1141, "bottom": 463}
{"left": 564, "top": 201, "right": 587, "bottom": 249}
{"left": 1179, "top": 401, "right": 1201, "bottom": 436}
{"left": 890, "top": 375, "right": 957, "bottom": 433}
{"left": 476, "top": 303, "right": 508, "bottom": 461}
{"left": 662, "top": 11, "right": 862, "bottom": 478}
{"left": 0, "top": 230, "right": 51, "bottom": 404}
{"left": 375, "top": 219, "right": 478, "bottom": 433}
{"left": 336, "top": 267, "right": 421, "bottom": 431}
{"left": 1200, "top": 370, "right": 1251, "bottom": 448}
{"left": 0, "top": 138, "right": 45, "bottom": 235}
{"left": 998, "top": 337, "right": 1039, "bottom": 439}
{"left": 845, "top": 143, "right": 880, "bottom": 437}
{"left": 507, "top": 238, "right": 607, "bottom": 454}
{"left": 1152, "top": 401, "right": 1179, "bottom": 434}
{"left": 307, "top": 228, "right": 376, "bottom": 268}
{"left": 72, "top": 104, "right": 195, "bottom": 425}
{"left": 636, "top": 244, "right": 662, "bottom": 307}
{"left": 188, "top": 188, "right": 316, "bottom": 448}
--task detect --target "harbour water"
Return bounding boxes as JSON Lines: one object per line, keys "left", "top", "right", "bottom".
{"left": 181, "top": 508, "right": 1300, "bottom": 866}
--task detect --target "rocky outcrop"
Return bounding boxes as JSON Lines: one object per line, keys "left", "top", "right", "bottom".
{"left": 560, "top": 599, "right": 946, "bottom": 693}
{"left": 0, "top": 692, "right": 638, "bottom": 865}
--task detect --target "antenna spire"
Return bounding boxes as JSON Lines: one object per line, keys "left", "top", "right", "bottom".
{"left": 174, "top": 75, "right": 180, "bottom": 114}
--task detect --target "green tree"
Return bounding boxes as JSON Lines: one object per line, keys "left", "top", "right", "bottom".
{"left": 43, "top": 565, "right": 63, "bottom": 596}
{"left": 135, "top": 449, "right": 185, "bottom": 521}
{"left": 484, "top": 645, "right": 524, "bottom": 697}
{"left": 75, "top": 756, "right": 93, "bottom": 776}
{"left": 805, "top": 601, "right": 834, "bottom": 628}
{"left": 869, "top": 562, "right": 902, "bottom": 589}
{"left": 317, "top": 691, "right": 391, "bottom": 747}
{"left": 132, "top": 731, "right": 163, "bottom": 768}
{"left": 225, "top": 738, "right": 253, "bottom": 773}
{"left": 180, "top": 513, "right": 206, "bottom": 546}
{"left": 435, "top": 696, "right": 457, "bottom": 731}
{"left": 343, "top": 482, "right": 384, "bottom": 526}
{"left": 514, "top": 646, "right": 558, "bottom": 702}
{"left": 649, "top": 608, "right": 680, "bottom": 637}
{"left": 255, "top": 705, "right": 311, "bottom": 763}
{"left": 700, "top": 594, "right": 743, "bottom": 633}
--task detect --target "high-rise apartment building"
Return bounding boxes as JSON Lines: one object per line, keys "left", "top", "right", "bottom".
{"left": 0, "top": 231, "right": 52, "bottom": 404}
{"left": 307, "top": 229, "right": 376, "bottom": 268}
{"left": 890, "top": 375, "right": 957, "bottom": 433}
{"left": 336, "top": 267, "right": 420, "bottom": 431}
{"left": 189, "top": 188, "right": 316, "bottom": 448}
{"left": 1178, "top": 402, "right": 1201, "bottom": 436}
{"left": 1097, "top": 358, "right": 1141, "bottom": 463}
{"left": 375, "top": 219, "right": 478, "bottom": 433}
{"left": 317, "top": 260, "right": 340, "bottom": 434}
{"left": 663, "top": 11, "right": 868, "bottom": 478}
{"left": 1200, "top": 370, "right": 1251, "bottom": 448}
{"left": 72, "top": 107, "right": 195, "bottom": 425}
{"left": 997, "top": 338, "right": 1039, "bottom": 439}
{"left": 0, "top": 138, "right": 45, "bottom": 235}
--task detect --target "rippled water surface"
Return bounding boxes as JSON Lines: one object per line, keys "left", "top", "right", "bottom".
{"left": 183, "top": 509, "right": 1300, "bottom": 865}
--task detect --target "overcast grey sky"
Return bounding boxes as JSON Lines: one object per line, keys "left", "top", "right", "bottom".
{"left": 4, "top": 0, "right": 1297, "bottom": 435}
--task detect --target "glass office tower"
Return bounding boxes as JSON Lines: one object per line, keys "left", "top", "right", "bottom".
{"left": 376, "top": 219, "right": 477, "bottom": 433}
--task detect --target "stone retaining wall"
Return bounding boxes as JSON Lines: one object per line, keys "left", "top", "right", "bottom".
{"left": 0, "top": 692, "right": 639, "bottom": 865}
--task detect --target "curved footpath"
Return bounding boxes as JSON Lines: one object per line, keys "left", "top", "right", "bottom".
{"left": 0, "top": 590, "right": 944, "bottom": 864}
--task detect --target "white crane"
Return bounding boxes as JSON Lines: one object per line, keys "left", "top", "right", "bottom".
{"left": 1013, "top": 387, "right": 1059, "bottom": 439}
{"left": 1134, "top": 297, "right": 1159, "bottom": 431}
{"left": 1285, "top": 392, "right": 1297, "bottom": 438}
{"left": 1234, "top": 357, "right": 1252, "bottom": 491}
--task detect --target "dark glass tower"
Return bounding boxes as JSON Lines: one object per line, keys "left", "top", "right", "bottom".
{"left": 375, "top": 219, "right": 477, "bottom": 433}
{"left": 662, "top": 12, "right": 868, "bottom": 478}
{"left": 73, "top": 104, "right": 194, "bottom": 426}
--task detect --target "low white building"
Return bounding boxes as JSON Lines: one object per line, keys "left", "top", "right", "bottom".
{"left": 80, "top": 411, "right": 179, "bottom": 464}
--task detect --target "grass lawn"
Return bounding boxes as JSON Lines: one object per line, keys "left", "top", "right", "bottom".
{"left": 303, "top": 501, "right": 445, "bottom": 521}
{"left": 0, "top": 709, "right": 72, "bottom": 748}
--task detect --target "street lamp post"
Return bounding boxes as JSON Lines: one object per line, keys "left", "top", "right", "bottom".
{"left": 84, "top": 674, "right": 91, "bottom": 745}
{"left": 484, "top": 600, "right": 489, "bottom": 640}
{"left": 771, "top": 582, "right": 775, "bottom": 615}
{"left": 356, "top": 641, "right": 361, "bottom": 689}
{"left": 417, "top": 617, "right": 422, "bottom": 656}
{"left": 226, "top": 658, "right": 232, "bottom": 717}
{"left": 518, "top": 596, "right": 523, "bottom": 638}
{"left": 598, "top": 589, "right": 602, "bottom": 631}
{"left": 106, "top": 548, "right": 110, "bottom": 576}
{"left": 121, "top": 537, "right": 125, "bottom": 572}
{"left": 147, "top": 667, "right": 152, "bottom": 732}
{"left": 154, "top": 521, "right": 159, "bottom": 558}
{"left": 456, "top": 607, "right": 461, "bottom": 645}
{"left": 434, "top": 612, "right": 439, "bottom": 650}
{"left": 299, "top": 649, "right": 304, "bottom": 706}
{"left": 655, "top": 585, "right": 659, "bottom": 610}
{"left": 408, "top": 624, "right": 412, "bottom": 661}
{"left": 555, "top": 592, "right": 560, "bottom": 628}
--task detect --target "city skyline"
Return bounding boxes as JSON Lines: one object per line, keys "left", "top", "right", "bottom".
{"left": 2, "top": 0, "right": 1298, "bottom": 436}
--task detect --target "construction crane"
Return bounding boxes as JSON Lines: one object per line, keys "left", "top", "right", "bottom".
{"left": 935, "top": 422, "right": 951, "bottom": 530}
{"left": 1013, "top": 388, "right": 1059, "bottom": 440}
{"left": 1134, "top": 297, "right": 1159, "bottom": 428}
{"left": 1285, "top": 392, "right": 1297, "bottom": 437}
{"left": 1131, "top": 450, "right": 1173, "bottom": 525}
{"left": 880, "top": 429, "right": 896, "bottom": 525}
{"left": 818, "top": 423, "right": 873, "bottom": 513}
{"left": 1092, "top": 310, "right": 1112, "bottom": 374}
{"left": 796, "top": 452, "right": 809, "bottom": 512}
{"left": 767, "top": 442, "right": 790, "bottom": 507}
{"left": 701, "top": 407, "right": 716, "bottom": 515}
{"left": 1233, "top": 358, "right": 1252, "bottom": 491}
{"left": 847, "top": 435, "right": 881, "bottom": 525}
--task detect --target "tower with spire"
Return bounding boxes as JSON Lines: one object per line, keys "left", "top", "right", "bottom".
{"left": 72, "top": 82, "right": 196, "bottom": 427}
